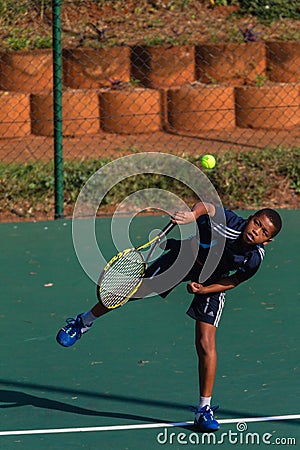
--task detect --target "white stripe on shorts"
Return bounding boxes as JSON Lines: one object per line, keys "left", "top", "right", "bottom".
{"left": 214, "top": 292, "right": 226, "bottom": 327}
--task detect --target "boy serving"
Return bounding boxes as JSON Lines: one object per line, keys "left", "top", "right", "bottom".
{"left": 56, "top": 202, "right": 282, "bottom": 432}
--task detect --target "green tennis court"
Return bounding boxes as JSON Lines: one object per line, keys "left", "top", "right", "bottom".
{"left": 1, "top": 211, "right": 299, "bottom": 449}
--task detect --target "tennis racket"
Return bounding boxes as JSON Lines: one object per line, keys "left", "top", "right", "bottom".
{"left": 96, "top": 219, "right": 176, "bottom": 309}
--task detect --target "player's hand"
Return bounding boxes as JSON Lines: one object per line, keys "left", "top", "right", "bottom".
{"left": 187, "top": 282, "right": 206, "bottom": 294}
{"left": 172, "top": 210, "right": 196, "bottom": 224}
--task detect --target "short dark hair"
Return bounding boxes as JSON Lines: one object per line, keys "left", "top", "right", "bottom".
{"left": 254, "top": 208, "right": 282, "bottom": 237}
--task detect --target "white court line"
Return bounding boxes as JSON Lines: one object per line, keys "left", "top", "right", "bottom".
{"left": 0, "top": 414, "right": 299, "bottom": 436}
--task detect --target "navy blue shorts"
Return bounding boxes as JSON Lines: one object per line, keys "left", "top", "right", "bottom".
{"left": 186, "top": 292, "right": 226, "bottom": 327}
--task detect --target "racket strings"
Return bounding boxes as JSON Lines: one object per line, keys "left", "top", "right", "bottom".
{"left": 99, "top": 250, "right": 145, "bottom": 308}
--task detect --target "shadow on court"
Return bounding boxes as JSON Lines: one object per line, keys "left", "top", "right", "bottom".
{"left": 0, "top": 389, "right": 168, "bottom": 424}
{"left": 1, "top": 386, "right": 299, "bottom": 429}
{"left": 0, "top": 212, "right": 299, "bottom": 449}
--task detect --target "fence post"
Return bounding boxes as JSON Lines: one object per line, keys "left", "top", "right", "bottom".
{"left": 52, "top": 0, "right": 64, "bottom": 219}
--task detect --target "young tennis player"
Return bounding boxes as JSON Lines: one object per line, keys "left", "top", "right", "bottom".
{"left": 56, "top": 203, "right": 282, "bottom": 432}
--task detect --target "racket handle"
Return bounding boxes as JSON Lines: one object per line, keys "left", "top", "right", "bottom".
{"left": 159, "top": 219, "right": 177, "bottom": 238}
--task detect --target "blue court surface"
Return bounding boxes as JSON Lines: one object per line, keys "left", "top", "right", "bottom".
{"left": 0, "top": 211, "right": 299, "bottom": 449}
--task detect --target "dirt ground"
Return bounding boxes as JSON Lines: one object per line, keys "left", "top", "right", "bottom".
{"left": 2, "top": 124, "right": 300, "bottom": 163}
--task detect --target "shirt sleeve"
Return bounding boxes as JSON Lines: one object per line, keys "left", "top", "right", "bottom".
{"left": 234, "top": 249, "right": 263, "bottom": 283}
{"left": 213, "top": 207, "right": 246, "bottom": 234}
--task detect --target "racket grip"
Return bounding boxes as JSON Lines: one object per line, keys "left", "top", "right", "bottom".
{"left": 160, "top": 220, "right": 177, "bottom": 237}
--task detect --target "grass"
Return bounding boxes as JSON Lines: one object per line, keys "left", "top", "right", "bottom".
{"left": 1, "top": 147, "right": 299, "bottom": 218}
{"left": 0, "top": 1, "right": 300, "bottom": 50}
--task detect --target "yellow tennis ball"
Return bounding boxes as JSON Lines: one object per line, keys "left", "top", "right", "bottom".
{"left": 201, "top": 154, "right": 216, "bottom": 169}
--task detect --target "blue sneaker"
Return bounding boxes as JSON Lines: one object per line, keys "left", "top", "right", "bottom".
{"left": 56, "top": 314, "right": 92, "bottom": 347}
{"left": 194, "top": 405, "right": 220, "bottom": 432}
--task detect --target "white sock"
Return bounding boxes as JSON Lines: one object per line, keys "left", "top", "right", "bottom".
{"left": 199, "top": 396, "right": 211, "bottom": 409}
{"left": 81, "top": 310, "right": 97, "bottom": 327}
{"left": 195, "top": 396, "right": 212, "bottom": 421}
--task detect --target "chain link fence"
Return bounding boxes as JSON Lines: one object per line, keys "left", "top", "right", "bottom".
{"left": 0, "top": 1, "right": 299, "bottom": 220}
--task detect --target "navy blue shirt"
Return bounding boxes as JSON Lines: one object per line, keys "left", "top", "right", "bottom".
{"left": 196, "top": 208, "right": 265, "bottom": 285}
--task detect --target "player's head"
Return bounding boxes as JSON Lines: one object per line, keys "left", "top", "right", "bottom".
{"left": 254, "top": 208, "right": 282, "bottom": 237}
{"left": 243, "top": 208, "right": 282, "bottom": 245}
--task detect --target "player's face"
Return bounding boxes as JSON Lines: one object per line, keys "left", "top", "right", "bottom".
{"left": 242, "top": 214, "right": 276, "bottom": 245}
